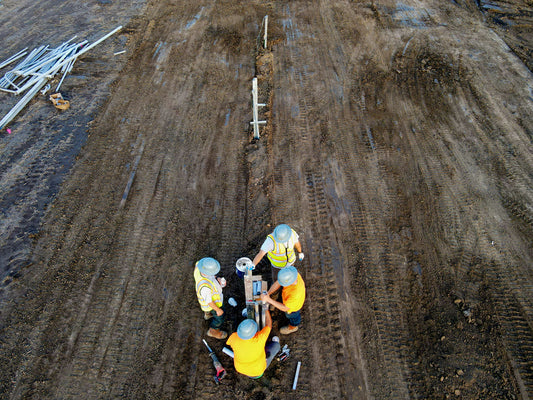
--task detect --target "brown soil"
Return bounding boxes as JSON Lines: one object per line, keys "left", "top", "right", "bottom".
{"left": 1, "top": 0, "right": 532, "bottom": 399}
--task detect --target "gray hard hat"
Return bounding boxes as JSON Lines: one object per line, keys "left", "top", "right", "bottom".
{"left": 273, "top": 224, "right": 292, "bottom": 242}
{"left": 278, "top": 266, "right": 298, "bottom": 287}
{"left": 197, "top": 257, "right": 221, "bottom": 276}
{"left": 237, "top": 319, "right": 258, "bottom": 340}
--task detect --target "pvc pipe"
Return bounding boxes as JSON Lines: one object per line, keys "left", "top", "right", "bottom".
{"left": 292, "top": 361, "right": 301, "bottom": 390}
{"left": 264, "top": 16, "right": 268, "bottom": 48}
{"left": 0, "top": 78, "right": 48, "bottom": 129}
{"left": 56, "top": 58, "right": 76, "bottom": 92}
{"left": 0, "top": 27, "right": 122, "bottom": 129}
{"left": 222, "top": 347, "right": 234, "bottom": 358}
{"left": 251, "top": 77, "right": 263, "bottom": 139}
{"left": 51, "top": 26, "right": 122, "bottom": 73}
{"left": 0, "top": 49, "right": 28, "bottom": 70}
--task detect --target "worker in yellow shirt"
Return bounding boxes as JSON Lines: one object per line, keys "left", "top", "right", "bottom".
{"left": 261, "top": 266, "right": 305, "bottom": 334}
{"left": 226, "top": 309, "right": 280, "bottom": 378}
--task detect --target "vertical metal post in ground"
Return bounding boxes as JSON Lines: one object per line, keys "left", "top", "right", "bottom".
{"left": 261, "top": 280, "right": 267, "bottom": 328}
{"left": 263, "top": 15, "right": 268, "bottom": 49}
{"left": 250, "top": 77, "right": 266, "bottom": 139}
{"left": 244, "top": 269, "right": 255, "bottom": 320}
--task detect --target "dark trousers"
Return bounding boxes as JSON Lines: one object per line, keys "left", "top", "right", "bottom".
{"left": 209, "top": 307, "right": 225, "bottom": 329}
{"left": 250, "top": 340, "right": 281, "bottom": 378}
{"left": 286, "top": 310, "right": 301, "bottom": 327}
{"left": 265, "top": 341, "right": 281, "bottom": 368}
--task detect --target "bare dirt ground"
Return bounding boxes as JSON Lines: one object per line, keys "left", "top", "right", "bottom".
{"left": 1, "top": 0, "right": 532, "bottom": 399}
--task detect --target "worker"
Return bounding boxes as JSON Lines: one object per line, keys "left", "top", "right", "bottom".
{"left": 226, "top": 310, "right": 280, "bottom": 378}
{"left": 261, "top": 266, "right": 305, "bottom": 334}
{"left": 194, "top": 257, "right": 228, "bottom": 339}
{"left": 252, "top": 223, "right": 304, "bottom": 283}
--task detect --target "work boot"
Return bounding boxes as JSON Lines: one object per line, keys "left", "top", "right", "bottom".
{"left": 204, "top": 311, "right": 213, "bottom": 320}
{"left": 280, "top": 325, "right": 298, "bottom": 335}
{"left": 207, "top": 328, "right": 228, "bottom": 340}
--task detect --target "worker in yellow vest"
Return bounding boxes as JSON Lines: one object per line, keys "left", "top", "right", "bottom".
{"left": 252, "top": 224, "right": 304, "bottom": 283}
{"left": 226, "top": 310, "right": 280, "bottom": 378}
{"left": 194, "top": 257, "right": 228, "bottom": 339}
{"left": 261, "top": 266, "right": 305, "bottom": 335}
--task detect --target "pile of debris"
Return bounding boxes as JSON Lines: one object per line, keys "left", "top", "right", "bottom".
{"left": 0, "top": 25, "right": 122, "bottom": 130}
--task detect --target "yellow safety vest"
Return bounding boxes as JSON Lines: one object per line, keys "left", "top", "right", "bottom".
{"left": 194, "top": 266, "right": 222, "bottom": 311}
{"left": 266, "top": 232, "right": 296, "bottom": 268}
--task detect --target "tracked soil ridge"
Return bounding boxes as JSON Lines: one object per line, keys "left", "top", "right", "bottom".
{"left": 475, "top": 227, "right": 533, "bottom": 398}
{"left": 304, "top": 8, "right": 415, "bottom": 400}
{"left": 416, "top": 81, "right": 533, "bottom": 397}
{"left": 345, "top": 165, "right": 412, "bottom": 398}
{"left": 269, "top": 4, "right": 354, "bottom": 398}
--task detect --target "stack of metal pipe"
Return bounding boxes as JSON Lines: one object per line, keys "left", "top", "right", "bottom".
{"left": 0, "top": 25, "right": 122, "bottom": 130}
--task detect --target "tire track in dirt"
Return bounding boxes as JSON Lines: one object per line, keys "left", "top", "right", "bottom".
{"left": 304, "top": 3, "right": 416, "bottom": 398}
{"left": 396, "top": 43, "right": 533, "bottom": 393}
{"left": 269, "top": 4, "right": 357, "bottom": 398}
{"left": 469, "top": 221, "right": 533, "bottom": 399}
{"left": 344, "top": 158, "right": 412, "bottom": 399}
{"left": 54, "top": 148, "right": 169, "bottom": 397}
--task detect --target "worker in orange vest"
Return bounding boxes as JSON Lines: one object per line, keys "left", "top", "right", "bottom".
{"left": 252, "top": 224, "right": 304, "bottom": 283}
{"left": 261, "top": 266, "right": 305, "bottom": 335}
{"left": 194, "top": 257, "right": 228, "bottom": 339}
{"left": 226, "top": 310, "right": 280, "bottom": 378}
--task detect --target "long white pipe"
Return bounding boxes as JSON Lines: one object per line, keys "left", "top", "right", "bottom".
{"left": 263, "top": 16, "right": 268, "bottom": 48}
{"left": 0, "top": 78, "right": 48, "bottom": 129}
{"left": 0, "top": 26, "right": 122, "bottom": 129}
{"left": 0, "top": 49, "right": 28, "bottom": 70}
{"left": 292, "top": 361, "right": 301, "bottom": 390}
{"left": 49, "top": 26, "right": 122, "bottom": 75}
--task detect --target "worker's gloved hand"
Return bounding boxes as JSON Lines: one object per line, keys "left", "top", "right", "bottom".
{"left": 298, "top": 252, "right": 305, "bottom": 261}
{"left": 260, "top": 293, "right": 269, "bottom": 302}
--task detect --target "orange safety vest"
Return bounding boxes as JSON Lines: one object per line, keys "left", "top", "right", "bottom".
{"left": 266, "top": 232, "right": 297, "bottom": 268}
{"left": 194, "top": 266, "right": 222, "bottom": 312}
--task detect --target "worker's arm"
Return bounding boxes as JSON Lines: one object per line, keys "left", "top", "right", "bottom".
{"left": 208, "top": 301, "right": 224, "bottom": 316}
{"left": 265, "top": 308, "right": 272, "bottom": 328}
{"left": 295, "top": 241, "right": 305, "bottom": 261}
{"left": 252, "top": 250, "right": 267, "bottom": 267}
{"left": 261, "top": 293, "right": 289, "bottom": 312}
{"left": 267, "top": 280, "right": 281, "bottom": 296}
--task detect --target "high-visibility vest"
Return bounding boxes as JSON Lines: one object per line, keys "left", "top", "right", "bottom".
{"left": 194, "top": 266, "right": 223, "bottom": 311}
{"left": 266, "top": 232, "right": 296, "bottom": 268}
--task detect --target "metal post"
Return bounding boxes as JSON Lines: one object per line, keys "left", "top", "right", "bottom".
{"left": 244, "top": 267, "right": 255, "bottom": 320}
{"left": 254, "top": 301, "right": 260, "bottom": 326}
{"left": 250, "top": 77, "right": 266, "bottom": 139}
{"left": 263, "top": 15, "right": 268, "bottom": 49}
{"left": 261, "top": 281, "right": 267, "bottom": 328}
{"left": 293, "top": 361, "right": 302, "bottom": 390}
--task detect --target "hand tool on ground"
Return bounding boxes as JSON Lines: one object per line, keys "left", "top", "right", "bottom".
{"left": 277, "top": 344, "right": 291, "bottom": 362}
{"left": 203, "top": 339, "right": 227, "bottom": 383}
